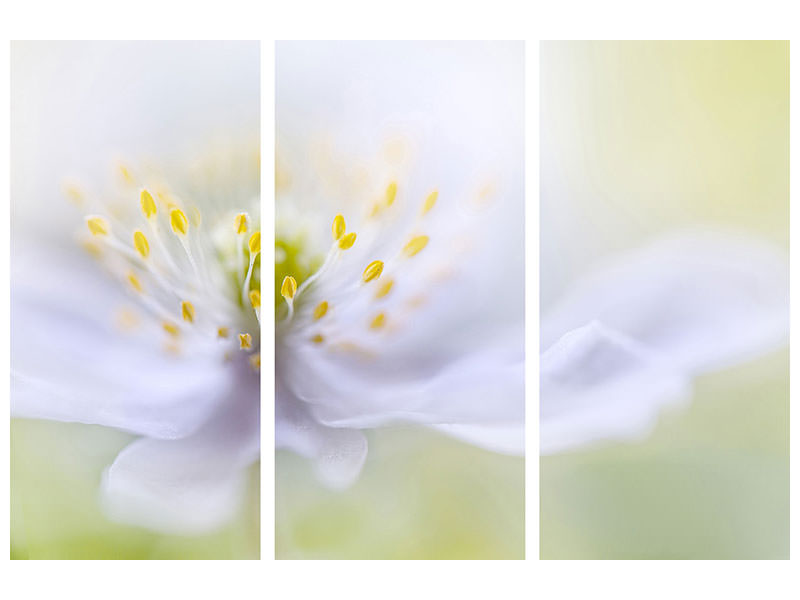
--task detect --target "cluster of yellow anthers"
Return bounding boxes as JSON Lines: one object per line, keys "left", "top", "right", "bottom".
{"left": 280, "top": 184, "right": 437, "bottom": 346}
{"left": 83, "top": 189, "right": 261, "bottom": 371}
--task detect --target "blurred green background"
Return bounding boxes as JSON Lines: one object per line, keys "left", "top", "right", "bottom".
{"left": 541, "top": 41, "right": 788, "bottom": 559}
{"left": 541, "top": 350, "right": 788, "bottom": 559}
{"left": 277, "top": 430, "right": 524, "bottom": 559}
{"left": 11, "top": 419, "right": 260, "bottom": 559}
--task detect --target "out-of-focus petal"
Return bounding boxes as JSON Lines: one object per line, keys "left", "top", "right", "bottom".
{"left": 541, "top": 229, "right": 789, "bottom": 374}
{"left": 540, "top": 321, "right": 691, "bottom": 455}
{"left": 101, "top": 371, "right": 259, "bottom": 534}
{"left": 276, "top": 377, "right": 367, "bottom": 490}
{"left": 281, "top": 344, "right": 523, "bottom": 429}
{"left": 11, "top": 245, "right": 231, "bottom": 439}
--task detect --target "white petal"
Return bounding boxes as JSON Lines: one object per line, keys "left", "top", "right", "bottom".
{"left": 276, "top": 377, "right": 367, "bottom": 490}
{"left": 432, "top": 423, "right": 524, "bottom": 455}
{"left": 541, "top": 229, "right": 789, "bottom": 374}
{"left": 101, "top": 373, "right": 259, "bottom": 534}
{"left": 11, "top": 247, "right": 231, "bottom": 439}
{"left": 540, "top": 321, "right": 690, "bottom": 455}
{"left": 281, "top": 342, "right": 524, "bottom": 429}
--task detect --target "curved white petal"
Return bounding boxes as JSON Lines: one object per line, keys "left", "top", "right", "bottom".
{"left": 540, "top": 321, "right": 691, "bottom": 455}
{"left": 276, "top": 377, "right": 367, "bottom": 490}
{"left": 432, "top": 423, "right": 524, "bottom": 455}
{"left": 101, "top": 372, "right": 259, "bottom": 534}
{"left": 281, "top": 342, "right": 524, "bottom": 429}
{"left": 11, "top": 246, "right": 231, "bottom": 439}
{"left": 541, "top": 229, "right": 789, "bottom": 374}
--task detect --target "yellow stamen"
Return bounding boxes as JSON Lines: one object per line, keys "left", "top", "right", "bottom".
{"left": 180, "top": 301, "right": 195, "bottom": 323}
{"left": 249, "top": 289, "right": 261, "bottom": 309}
{"left": 239, "top": 333, "right": 253, "bottom": 349}
{"left": 422, "top": 190, "right": 438, "bottom": 215}
{"left": 311, "top": 334, "right": 325, "bottom": 344}
{"left": 133, "top": 230, "right": 150, "bottom": 259}
{"left": 375, "top": 278, "right": 394, "bottom": 299}
{"left": 332, "top": 214, "right": 346, "bottom": 241}
{"left": 362, "top": 260, "right": 384, "bottom": 283}
{"left": 338, "top": 232, "right": 357, "bottom": 250}
{"left": 313, "top": 301, "right": 329, "bottom": 320}
{"left": 403, "top": 235, "right": 429, "bottom": 257}
{"left": 217, "top": 326, "right": 230, "bottom": 338}
{"left": 127, "top": 272, "right": 143, "bottom": 293}
{"left": 235, "top": 212, "right": 249, "bottom": 234}
{"left": 370, "top": 313, "right": 387, "bottom": 330}
{"left": 81, "top": 240, "right": 102, "bottom": 258}
{"left": 64, "top": 184, "right": 83, "bottom": 206}
{"left": 86, "top": 216, "right": 109, "bottom": 236}
{"left": 281, "top": 275, "right": 297, "bottom": 300}
{"left": 189, "top": 206, "right": 202, "bottom": 228}
{"left": 249, "top": 353, "right": 261, "bottom": 371}
{"left": 407, "top": 294, "right": 428, "bottom": 308}
{"left": 118, "top": 164, "right": 135, "bottom": 185}
{"left": 162, "top": 321, "right": 180, "bottom": 337}
{"left": 170, "top": 208, "right": 189, "bottom": 236}
{"left": 248, "top": 231, "right": 261, "bottom": 254}
{"left": 115, "top": 307, "right": 139, "bottom": 331}
{"left": 385, "top": 182, "right": 397, "bottom": 206}
{"left": 157, "top": 190, "right": 173, "bottom": 207}
{"left": 140, "top": 189, "right": 157, "bottom": 219}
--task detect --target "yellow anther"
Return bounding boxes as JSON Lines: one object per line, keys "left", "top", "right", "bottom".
{"left": 338, "top": 232, "right": 357, "bottom": 250}
{"left": 332, "top": 214, "right": 346, "bottom": 240}
{"left": 140, "top": 189, "right": 157, "bottom": 219}
{"left": 127, "top": 272, "right": 143, "bottom": 293}
{"left": 239, "top": 333, "right": 253, "bottom": 349}
{"left": 162, "top": 322, "right": 180, "bottom": 337}
{"left": 249, "top": 353, "right": 261, "bottom": 371}
{"left": 118, "top": 164, "right": 134, "bottom": 185}
{"left": 180, "top": 301, "right": 195, "bottom": 323}
{"left": 385, "top": 182, "right": 398, "bottom": 206}
{"left": 368, "top": 203, "right": 382, "bottom": 218}
{"left": 249, "top": 289, "right": 261, "bottom": 309}
{"left": 281, "top": 276, "right": 297, "bottom": 300}
{"left": 375, "top": 278, "right": 394, "bottom": 299}
{"left": 157, "top": 190, "right": 173, "bottom": 207}
{"left": 235, "top": 212, "right": 249, "bottom": 234}
{"left": 370, "top": 313, "right": 387, "bottom": 330}
{"left": 217, "top": 326, "right": 230, "bottom": 339}
{"left": 133, "top": 230, "right": 150, "bottom": 259}
{"left": 248, "top": 231, "right": 261, "bottom": 254}
{"left": 169, "top": 208, "right": 189, "bottom": 236}
{"left": 311, "top": 334, "right": 325, "bottom": 344}
{"left": 407, "top": 294, "right": 428, "bottom": 309}
{"left": 189, "top": 206, "right": 202, "bottom": 228}
{"left": 86, "top": 216, "right": 110, "bottom": 236}
{"left": 422, "top": 190, "right": 438, "bottom": 215}
{"left": 64, "top": 184, "right": 83, "bottom": 206}
{"left": 362, "top": 260, "right": 384, "bottom": 283}
{"left": 403, "top": 235, "right": 429, "bottom": 257}
{"left": 313, "top": 301, "right": 329, "bottom": 320}
{"left": 81, "top": 240, "right": 102, "bottom": 258}
{"left": 115, "top": 307, "right": 139, "bottom": 331}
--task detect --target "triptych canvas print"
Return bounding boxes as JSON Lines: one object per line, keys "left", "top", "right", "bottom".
{"left": 9, "top": 40, "right": 789, "bottom": 560}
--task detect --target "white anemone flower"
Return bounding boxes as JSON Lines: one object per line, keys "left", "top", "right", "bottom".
{"left": 11, "top": 147, "right": 261, "bottom": 534}
{"left": 275, "top": 41, "right": 525, "bottom": 488}
{"left": 540, "top": 228, "right": 789, "bottom": 455}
